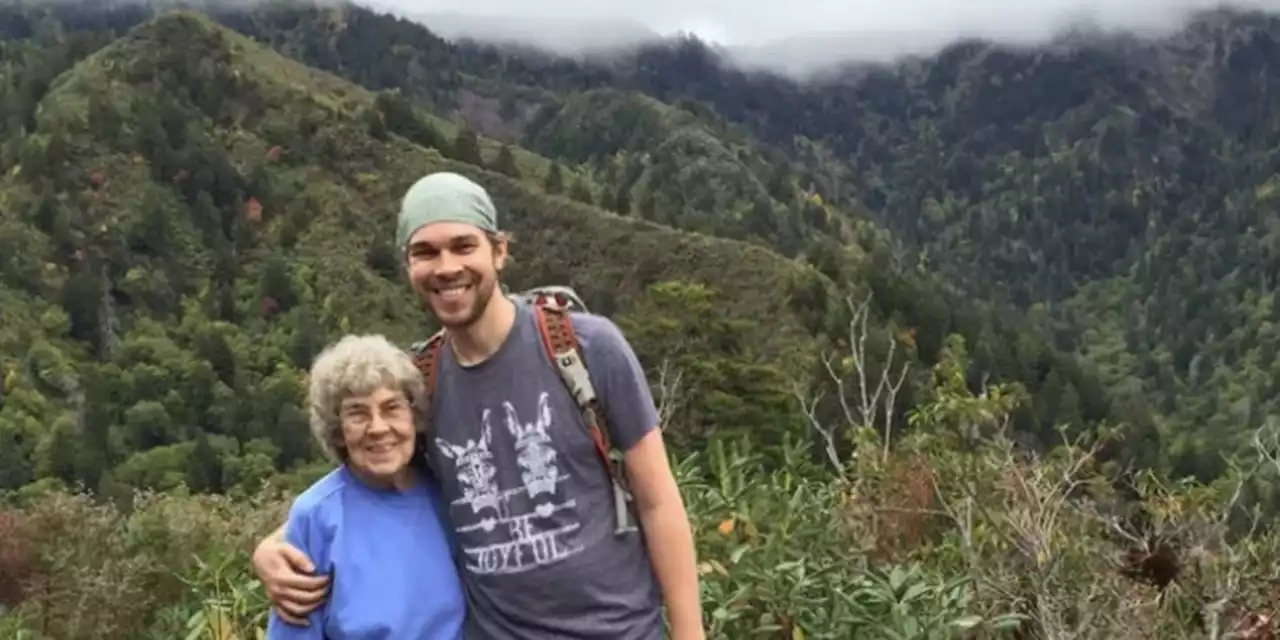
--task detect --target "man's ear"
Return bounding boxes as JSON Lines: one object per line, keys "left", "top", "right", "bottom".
{"left": 492, "top": 235, "right": 510, "bottom": 271}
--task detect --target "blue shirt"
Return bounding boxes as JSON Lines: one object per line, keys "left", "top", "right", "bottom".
{"left": 266, "top": 465, "right": 466, "bottom": 640}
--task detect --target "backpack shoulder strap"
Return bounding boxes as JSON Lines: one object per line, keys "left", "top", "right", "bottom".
{"left": 532, "top": 305, "right": 638, "bottom": 535}
{"left": 409, "top": 329, "right": 448, "bottom": 433}
{"left": 409, "top": 329, "right": 462, "bottom": 557}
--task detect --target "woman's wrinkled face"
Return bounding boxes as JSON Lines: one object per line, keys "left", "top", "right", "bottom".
{"left": 340, "top": 386, "right": 417, "bottom": 485}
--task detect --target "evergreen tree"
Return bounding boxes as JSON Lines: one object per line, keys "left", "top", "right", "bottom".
{"left": 544, "top": 162, "right": 565, "bottom": 195}
{"left": 450, "top": 127, "right": 484, "bottom": 167}
{"left": 494, "top": 144, "right": 520, "bottom": 178}
{"left": 569, "top": 179, "right": 593, "bottom": 205}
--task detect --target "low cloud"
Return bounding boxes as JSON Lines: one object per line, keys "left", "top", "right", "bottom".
{"left": 20, "top": 0, "right": 1280, "bottom": 76}
{"left": 364, "top": 0, "right": 1280, "bottom": 75}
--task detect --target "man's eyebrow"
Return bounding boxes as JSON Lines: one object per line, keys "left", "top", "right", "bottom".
{"left": 408, "top": 234, "right": 480, "bottom": 250}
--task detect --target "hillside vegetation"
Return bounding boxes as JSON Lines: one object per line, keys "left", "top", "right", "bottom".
{"left": 0, "top": 6, "right": 832, "bottom": 499}
{"left": 196, "top": 0, "right": 1280, "bottom": 481}
{"left": 0, "top": 2, "right": 1279, "bottom": 639}
{"left": 438, "top": 9, "right": 1280, "bottom": 482}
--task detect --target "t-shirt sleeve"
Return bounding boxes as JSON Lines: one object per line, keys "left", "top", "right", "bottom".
{"left": 264, "top": 501, "right": 328, "bottom": 640}
{"left": 579, "top": 314, "right": 661, "bottom": 453}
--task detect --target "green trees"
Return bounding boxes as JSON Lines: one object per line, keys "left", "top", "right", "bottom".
{"left": 3, "top": 4, "right": 1280, "bottom": 637}
{"left": 618, "top": 281, "right": 796, "bottom": 447}
{"left": 449, "top": 126, "right": 484, "bottom": 167}
{"left": 0, "top": 0, "right": 1194, "bottom": 502}
{"left": 0, "top": 9, "right": 831, "bottom": 501}
{"left": 493, "top": 144, "right": 520, "bottom": 178}
{"left": 7, "top": 319, "right": 1278, "bottom": 639}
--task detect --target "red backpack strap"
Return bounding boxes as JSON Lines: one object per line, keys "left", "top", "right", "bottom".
{"left": 409, "top": 329, "right": 448, "bottom": 434}
{"left": 533, "top": 305, "right": 637, "bottom": 535}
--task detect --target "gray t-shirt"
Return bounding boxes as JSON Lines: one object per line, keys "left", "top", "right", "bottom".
{"left": 425, "top": 301, "right": 664, "bottom": 639}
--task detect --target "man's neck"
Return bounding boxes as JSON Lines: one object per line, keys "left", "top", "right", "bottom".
{"left": 448, "top": 293, "right": 517, "bottom": 366}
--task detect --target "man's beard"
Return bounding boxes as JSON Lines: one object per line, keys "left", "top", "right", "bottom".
{"left": 424, "top": 273, "right": 496, "bottom": 330}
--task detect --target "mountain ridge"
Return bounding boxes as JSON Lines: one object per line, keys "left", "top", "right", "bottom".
{"left": 0, "top": 1, "right": 1152, "bottom": 501}
{"left": 5, "top": 5, "right": 1280, "bottom": 639}
{"left": 0, "top": 7, "right": 848, "bottom": 497}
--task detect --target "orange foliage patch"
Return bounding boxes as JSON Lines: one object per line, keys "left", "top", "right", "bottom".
{"left": 260, "top": 296, "right": 279, "bottom": 318}
{"left": 245, "top": 197, "right": 263, "bottom": 222}
{"left": 0, "top": 510, "right": 34, "bottom": 607}
{"left": 871, "top": 453, "right": 940, "bottom": 562}
{"left": 717, "top": 517, "right": 735, "bottom": 536}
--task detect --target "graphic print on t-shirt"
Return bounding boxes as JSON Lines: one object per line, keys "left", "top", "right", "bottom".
{"left": 435, "top": 391, "right": 584, "bottom": 575}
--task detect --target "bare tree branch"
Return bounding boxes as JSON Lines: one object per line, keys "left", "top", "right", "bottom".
{"left": 841, "top": 294, "right": 910, "bottom": 461}
{"left": 1252, "top": 420, "right": 1280, "bottom": 479}
{"left": 793, "top": 382, "right": 842, "bottom": 471}
{"left": 819, "top": 293, "right": 911, "bottom": 458}
{"left": 653, "top": 357, "right": 685, "bottom": 432}
{"left": 797, "top": 292, "right": 912, "bottom": 470}
{"left": 881, "top": 364, "right": 910, "bottom": 463}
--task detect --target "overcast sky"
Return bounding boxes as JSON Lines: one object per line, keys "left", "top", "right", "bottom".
{"left": 357, "top": 0, "right": 1280, "bottom": 74}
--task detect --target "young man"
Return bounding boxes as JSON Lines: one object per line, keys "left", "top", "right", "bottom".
{"left": 251, "top": 171, "right": 705, "bottom": 640}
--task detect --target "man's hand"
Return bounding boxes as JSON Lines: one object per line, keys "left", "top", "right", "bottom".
{"left": 253, "top": 528, "right": 330, "bottom": 626}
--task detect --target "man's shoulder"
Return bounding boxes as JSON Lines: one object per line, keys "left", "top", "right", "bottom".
{"left": 563, "top": 309, "right": 617, "bottom": 333}
{"left": 508, "top": 302, "right": 617, "bottom": 345}
{"left": 557, "top": 309, "right": 629, "bottom": 351}
{"left": 516, "top": 307, "right": 639, "bottom": 376}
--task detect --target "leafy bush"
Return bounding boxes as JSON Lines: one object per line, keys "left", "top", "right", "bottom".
{"left": 3, "top": 334, "right": 1277, "bottom": 639}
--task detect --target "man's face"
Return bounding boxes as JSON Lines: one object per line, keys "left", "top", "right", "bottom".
{"left": 404, "top": 221, "right": 508, "bottom": 329}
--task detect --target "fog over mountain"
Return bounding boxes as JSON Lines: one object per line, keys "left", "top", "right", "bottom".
{"left": 20, "top": 0, "right": 1280, "bottom": 74}
{"left": 397, "top": 11, "right": 663, "bottom": 56}
{"left": 359, "top": 0, "right": 1280, "bottom": 75}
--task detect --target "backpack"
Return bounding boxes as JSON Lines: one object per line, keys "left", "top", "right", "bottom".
{"left": 409, "top": 285, "right": 637, "bottom": 536}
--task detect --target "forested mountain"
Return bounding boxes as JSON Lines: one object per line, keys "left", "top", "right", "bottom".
{"left": 2, "top": 2, "right": 1280, "bottom": 638}
{"left": 223, "top": 0, "right": 1280, "bottom": 482}
{"left": 466, "top": 9, "right": 1280, "bottom": 481}
{"left": 125, "top": 0, "right": 1280, "bottom": 481}
{"left": 0, "top": 0, "right": 1140, "bottom": 497}
{"left": 0, "top": 7, "right": 821, "bottom": 495}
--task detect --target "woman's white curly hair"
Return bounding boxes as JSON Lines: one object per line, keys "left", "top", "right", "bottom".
{"left": 306, "top": 334, "right": 427, "bottom": 463}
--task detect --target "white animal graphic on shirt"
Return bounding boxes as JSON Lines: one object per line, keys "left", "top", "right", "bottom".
{"left": 435, "top": 421, "right": 499, "bottom": 515}
{"left": 435, "top": 393, "right": 584, "bottom": 574}
{"left": 505, "top": 392, "right": 559, "bottom": 498}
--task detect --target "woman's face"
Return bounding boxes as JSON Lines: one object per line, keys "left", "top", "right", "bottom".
{"left": 339, "top": 386, "right": 417, "bottom": 485}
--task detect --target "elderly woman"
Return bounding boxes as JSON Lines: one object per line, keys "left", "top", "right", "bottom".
{"left": 266, "top": 334, "right": 465, "bottom": 640}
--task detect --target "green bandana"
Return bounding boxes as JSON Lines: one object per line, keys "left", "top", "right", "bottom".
{"left": 396, "top": 172, "right": 499, "bottom": 253}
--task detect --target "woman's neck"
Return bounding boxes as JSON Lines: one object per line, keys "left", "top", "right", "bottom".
{"left": 349, "top": 465, "right": 417, "bottom": 492}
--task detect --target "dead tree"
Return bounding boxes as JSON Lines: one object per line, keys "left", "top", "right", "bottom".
{"left": 794, "top": 292, "right": 910, "bottom": 469}
{"left": 653, "top": 357, "right": 685, "bottom": 432}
